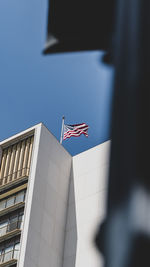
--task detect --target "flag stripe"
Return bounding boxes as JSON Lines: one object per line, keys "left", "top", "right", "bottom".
{"left": 65, "top": 124, "right": 87, "bottom": 130}
{"left": 63, "top": 127, "right": 88, "bottom": 134}
{"left": 68, "top": 123, "right": 87, "bottom": 127}
{"left": 63, "top": 131, "right": 88, "bottom": 138}
{"left": 63, "top": 129, "right": 88, "bottom": 137}
{"left": 63, "top": 131, "right": 88, "bottom": 140}
{"left": 63, "top": 127, "right": 88, "bottom": 135}
{"left": 63, "top": 123, "right": 89, "bottom": 140}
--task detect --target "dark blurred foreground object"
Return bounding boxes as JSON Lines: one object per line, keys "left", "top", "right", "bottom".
{"left": 44, "top": 0, "right": 150, "bottom": 266}
{"left": 43, "top": 0, "right": 115, "bottom": 54}
{"left": 96, "top": 0, "right": 150, "bottom": 266}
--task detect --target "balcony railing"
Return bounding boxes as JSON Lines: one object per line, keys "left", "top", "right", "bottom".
{"left": 0, "top": 167, "right": 30, "bottom": 187}
{"left": 0, "top": 249, "right": 19, "bottom": 264}
{"left": 0, "top": 220, "right": 22, "bottom": 238}
{"left": 0, "top": 136, "right": 34, "bottom": 189}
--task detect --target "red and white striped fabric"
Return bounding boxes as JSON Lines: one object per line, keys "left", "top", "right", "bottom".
{"left": 63, "top": 123, "right": 89, "bottom": 140}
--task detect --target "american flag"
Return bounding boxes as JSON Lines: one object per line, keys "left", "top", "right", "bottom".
{"left": 63, "top": 123, "right": 89, "bottom": 140}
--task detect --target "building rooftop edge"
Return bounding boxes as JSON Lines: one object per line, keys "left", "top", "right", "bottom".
{"left": 73, "top": 139, "right": 111, "bottom": 158}
{"left": 0, "top": 123, "right": 42, "bottom": 147}
{"left": 0, "top": 123, "right": 110, "bottom": 157}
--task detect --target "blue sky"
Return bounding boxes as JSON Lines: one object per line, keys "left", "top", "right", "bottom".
{"left": 0, "top": 0, "right": 114, "bottom": 155}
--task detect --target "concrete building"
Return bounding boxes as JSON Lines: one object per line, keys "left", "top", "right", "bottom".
{"left": 0, "top": 123, "right": 110, "bottom": 267}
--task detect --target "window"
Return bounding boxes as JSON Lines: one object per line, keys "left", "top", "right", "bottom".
{"left": 0, "top": 221, "right": 7, "bottom": 237}
{"left": 18, "top": 213, "right": 24, "bottom": 229}
{"left": 13, "top": 243, "right": 20, "bottom": 259}
{"left": 0, "top": 189, "right": 26, "bottom": 211}
{"left": 8, "top": 216, "right": 18, "bottom": 232}
{"left": 0, "top": 199, "right": 5, "bottom": 211}
{"left": 6, "top": 196, "right": 15, "bottom": 208}
{"left": 3, "top": 245, "right": 13, "bottom": 262}
{"left": 0, "top": 211, "right": 24, "bottom": 237}
{"left": 0, "top": 241, "right": 20, "bottom": 263}
{"left": 15, "top": 190, "right": 25, "bottom": 204}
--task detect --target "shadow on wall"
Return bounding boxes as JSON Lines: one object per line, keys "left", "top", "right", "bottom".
{"left": 63, "top": 165, "right": 77, "bottom": 267}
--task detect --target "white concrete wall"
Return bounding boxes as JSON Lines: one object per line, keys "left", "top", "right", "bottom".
{"left": 19, "top": 124, "right": 72, "bottom": 267}
{"left": 1, "top": 124, "right": 110, "bottom": 267}
{"left": 63, "top": 167, "right": 77, "bottom": 267}
{"left": 63, "top": 141, "right": 110, "bottom": 267}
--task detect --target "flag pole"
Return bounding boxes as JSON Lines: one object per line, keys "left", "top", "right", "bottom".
{"left": 60, "top": 116, "right": 65, "bottom": 144}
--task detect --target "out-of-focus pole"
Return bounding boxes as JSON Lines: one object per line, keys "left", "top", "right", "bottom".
{"left": 60, "top": 116, "right": 65, "bottom": 144}
{"left": 96, "top": 0, "right": 150, "bottom": 267}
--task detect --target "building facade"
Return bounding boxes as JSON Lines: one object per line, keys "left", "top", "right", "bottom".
{"left": 0, "top": 123, "right": 110, "bottom": 267}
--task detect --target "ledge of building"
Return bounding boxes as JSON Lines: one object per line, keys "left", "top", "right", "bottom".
{"left": 0, "top": 229, "right": 21, "bottom": 243}
{"left": 0, "top": 259, "right": 17, "bottom": 267}
{"left": 0, "top": 184, "right": 27, "bottom": 201}
{"left": 0, "top": 176, "right": 28, "bottom": 194}
{"left": 0, "top": 202, "right": 25, "bottom": 218}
